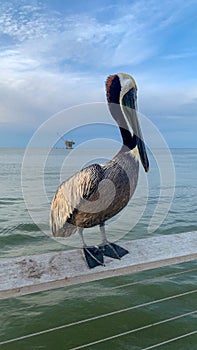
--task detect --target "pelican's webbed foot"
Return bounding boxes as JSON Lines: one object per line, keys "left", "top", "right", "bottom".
{"left": 83, "top": 246, "right": 104, "bottom": 269}
{"left": 100, "top": 242, "right": 129, "bottom": 260}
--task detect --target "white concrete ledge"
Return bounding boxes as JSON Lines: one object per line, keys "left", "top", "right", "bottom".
{"left": 0, "top": 232, "right": 196, "bottom": 299}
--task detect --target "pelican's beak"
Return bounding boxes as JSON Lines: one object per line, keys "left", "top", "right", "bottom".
{"left": 121, "top": 88, "right": 149, "bottom": 172}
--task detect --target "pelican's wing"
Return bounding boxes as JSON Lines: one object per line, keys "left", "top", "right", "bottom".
{"left": 50, "top": 164, "right": 103, "bottom": 236}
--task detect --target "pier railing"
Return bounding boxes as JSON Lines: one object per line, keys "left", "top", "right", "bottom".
{"left": 0, "top": 231, "right": 196, "bottom": 300}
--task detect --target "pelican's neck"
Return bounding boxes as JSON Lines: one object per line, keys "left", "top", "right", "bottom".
{"left": 119, "top": 127, "right": 137, "bottom": 150}
{"left": 106, "top": 75, "right": 136, "bottom": 151}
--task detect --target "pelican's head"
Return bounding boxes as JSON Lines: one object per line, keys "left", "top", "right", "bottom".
{"left": 106, "top": 73, "right": 149, "bottom": 172}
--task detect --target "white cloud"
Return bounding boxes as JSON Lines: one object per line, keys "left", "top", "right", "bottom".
{"left": 162, "top": 52, "right": 197, "bottom": 60}
{"left": 0, "top": 1, "right": 63, "bottom": 42}
{"left": 0, "top": 0, "right": 196, "bottom": 147}
{"left": 0, "top": 1, "right": 181, "bottom": 68}
{"left": 0, "top": 49, "right": 104, "bottom": 126}
{"left": 139, "top": 82, "right": 197, "bottom": 116}
{"left": 0, "top": 0, "right": 194, "bottom": 70}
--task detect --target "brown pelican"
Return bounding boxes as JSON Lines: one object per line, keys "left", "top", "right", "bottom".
{"left": 50, "top": 73, "right": 149, "bottom": 268}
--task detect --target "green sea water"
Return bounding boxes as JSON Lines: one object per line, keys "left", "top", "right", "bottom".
{"left": 0, "top": 148, "right": 196, "bottom": 349}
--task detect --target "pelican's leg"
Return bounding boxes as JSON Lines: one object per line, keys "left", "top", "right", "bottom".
{"left": 99, "top": 223, "right": 129, "bottom": 259}
{"left": 78, "top": 228, "right": 104, "bottom": 269}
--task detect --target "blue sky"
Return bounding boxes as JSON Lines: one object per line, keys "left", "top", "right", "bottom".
{"left": 0, "top": 0, "right": 196, "bottom": 148}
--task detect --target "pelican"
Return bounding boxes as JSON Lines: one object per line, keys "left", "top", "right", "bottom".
{"left": 50, "top": 73, "right": 149, "bottom": 268}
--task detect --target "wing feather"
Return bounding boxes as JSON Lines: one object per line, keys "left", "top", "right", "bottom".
{"left": 50, "top": 164, "right": 103, "bottom": 236}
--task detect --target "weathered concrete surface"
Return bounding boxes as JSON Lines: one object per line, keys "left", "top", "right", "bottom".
{"left": 0, "top": 232, "right": 196, "bottom": 299}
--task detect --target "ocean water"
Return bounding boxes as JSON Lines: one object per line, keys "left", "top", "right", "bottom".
{"left": 0, "top": 147, "right": 196, "bottom": 349}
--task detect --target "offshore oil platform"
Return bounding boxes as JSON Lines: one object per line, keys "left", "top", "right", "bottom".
{"left": 65, "top": 140, "right": 75, "bottom": 149}
{"left": 57, "top": 133, "right": 75, "bottom": 149}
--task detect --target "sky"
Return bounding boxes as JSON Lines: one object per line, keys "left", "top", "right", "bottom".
{"left": 0, "top": 0, "right": 196, "bottom": 148}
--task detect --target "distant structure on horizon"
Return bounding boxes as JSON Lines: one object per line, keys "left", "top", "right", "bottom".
{"left": 57, "top": 133, "right": 75, "bottom": 149}
{"left": 65, "top": 140, "right": 75, "bottom": 149}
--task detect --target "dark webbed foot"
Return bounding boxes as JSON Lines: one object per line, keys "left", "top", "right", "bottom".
{"left": 100, "top": 242, "right": 129, "bottom": 259}
{"left": 83, "top": 246, "right": 104, "bottom": 269}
